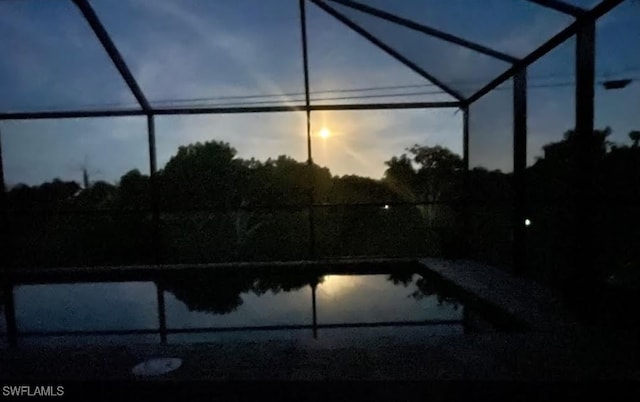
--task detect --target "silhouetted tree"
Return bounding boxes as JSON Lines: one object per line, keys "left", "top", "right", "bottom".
{"left": 629, "top": 130, "right": 640, "bottom": 147}
{"left": 253, "top": 272, "right": 323, "bottom": 295}
{"left": 158, "top": 141, "right": 247, "bottom": 210}
{"left": 383, "top": 145, "right": 465, "bottom": 257}
{"left": 159, "top": 272, "right": 256, "bottom": 315}
{"left": 75, "top": 181, "right": 116, "bottom": 210}
{"left": 160, "top": 271, "right": 323, "bottom": 315}
{"left": 117, "top": 169, "right": 150, "bottom": 210}
{"left": 384, "top": 145, "right": 463, "bottom": 209}
{"left": 6, "top": 179, "right": 80, "bottom": 211}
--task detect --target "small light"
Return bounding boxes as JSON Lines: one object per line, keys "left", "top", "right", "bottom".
{"left": 525, "top": 218, "right": 531, "bottom": 227}
{"left": 383, "top": 205, "right": 390, "bottom": 210}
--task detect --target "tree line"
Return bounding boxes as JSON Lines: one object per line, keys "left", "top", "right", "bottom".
{"left": 3, "top": 129, "right": 639, "bottom": 295}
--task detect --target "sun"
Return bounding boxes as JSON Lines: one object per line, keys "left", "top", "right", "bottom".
{"left": 318, "top": 275, "right": 359, "bottom": 297}
{"left": 319, "top": 127, "right": 331, "bottom": 138}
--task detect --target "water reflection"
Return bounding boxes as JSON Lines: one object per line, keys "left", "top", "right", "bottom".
{"left": 17, "top": 334, "right": 161, "bottom": 348}
{"left": 5, "top": 270, "right": 466, "bottom": 346}
{"left": 13, "top": 282, "right": 158, "bottom": 332}
{"left": 159, "top": 272, "right": 322, "bottom": 317}
{"left": 316, "top": 274, "right": 461, "bottom": 323}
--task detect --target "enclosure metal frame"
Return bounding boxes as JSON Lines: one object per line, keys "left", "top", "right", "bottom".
{"left": 0, "top": 0, "right": 624, "bottom": 303}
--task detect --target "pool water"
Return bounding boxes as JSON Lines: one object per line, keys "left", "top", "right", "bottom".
{"left": 0, "top": 271, "right": 469, "bottom": 348}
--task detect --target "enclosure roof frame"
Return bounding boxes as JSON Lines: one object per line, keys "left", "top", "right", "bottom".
{"left": 0, "top": 0, "right": 623, "bottom": 120}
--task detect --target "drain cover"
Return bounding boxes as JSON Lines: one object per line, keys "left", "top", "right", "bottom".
{"left": 131, "top": 358, "right": 182, "bottom": 377}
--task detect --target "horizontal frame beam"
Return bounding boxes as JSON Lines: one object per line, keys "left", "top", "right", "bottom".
{"left": 16, "top": 319, "right": 462, "bottom": 338}
{"left": 326, "top": 0, "right": 518, "bottom": 63}
{"left": 525, "top": 0, "right": 587, "bottom": 16}
{"left": 465, "top": 0, "right": 624, "bottom": 106}
{"left": 0, "top": 101, "right": 461, "bottom": 121}
{"left": 0, "top": 258, "right": 420, "bottom": 283}
{"left": 5, "top": 200, "right": 464, "bottom": 218}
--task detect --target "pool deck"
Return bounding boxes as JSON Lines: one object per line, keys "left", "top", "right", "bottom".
{"left": 1, "top": 259, "right": 639, "bottom": 383}
{"left": 419, "top": 258, "right": 578, "bottom": 332}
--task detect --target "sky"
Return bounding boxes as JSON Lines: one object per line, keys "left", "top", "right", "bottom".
{"left": 0, "top": 0, "right": 638, "bottom": 186}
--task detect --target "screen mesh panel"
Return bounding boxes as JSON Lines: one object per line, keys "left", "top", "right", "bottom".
{"left": 468, "top": 81, "right": 514, "bottom": 269}
{"left": 91, "top": 0, "right": 304, "bottom": 108}
{"left": 341, "top": 0, "right": 573, "bottom": 58}
{"left": 307, "top": 1, "right": 456, "bottom": 105}
{"left": 0, "top": 0, "right": 137, "bottom": 112}
{"left": 322, "top": 0, "right": 512, "bottom": 98}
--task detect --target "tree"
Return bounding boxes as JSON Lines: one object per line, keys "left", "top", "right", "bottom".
{"left": 253, "top": 272, "right": 323, "bottom": 295}
{"left": 117, "top": 169, "right": 150, "bottom": 210}
{"left": 383, "top": 145, "right": 465, "bottom": 257}
{"left": 630, "top": 130, "right": 640, "bottom": 148}
{"left": 384, "top": 145, "right": 463, "bottom": 222}
{"left": 158, "top": 141, "right": 247, "bottom": 210}
{"left": 159, "top": 272, "right": 256, "bottom": 315}
{"left": 75, "top": 181, "right": 116, "bottom": 210}
{"left": 7, "top": 179, "right": 81, "bottom": 211}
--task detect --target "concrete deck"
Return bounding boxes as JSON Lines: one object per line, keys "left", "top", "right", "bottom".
{"left": 1, "top": 259, "right": 639, "bottom": 383}
{"left": 1, "top": 331, "right": 639, "bottom": 381}
{"left": 419, "top": 258, "right": 579, "bottom": 331}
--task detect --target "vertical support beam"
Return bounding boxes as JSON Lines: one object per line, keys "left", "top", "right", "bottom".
{"left": 513, "top": 70, "right": 528, "bottom": 276}
{"left": 572, "top": 22, "right": 596, "bottom": 294}
{"left": 462, "top": 107, "right": 471, "bottom": 258}
{"left": 3, "top": 283, "right": 18, "bottom": 348}
{"left": 462, "top": 107, "right": 470, "bottom": 175}
{"left": 156, "top": 282, "right": 167, "bottom": 344}
{"left": 147, "top": 115, "right": 160, "bottom": 264}
{"left": 300, "top": 0, "right": 312, "bottom": 165}
{"left": 311, "top": 282, "right": 318, "bottom": 339}
{"left": 0, "top": 124, "right": 8, "bottom": 269}
{"left": 300, "top": 0, "right": 316, "bottom": 259}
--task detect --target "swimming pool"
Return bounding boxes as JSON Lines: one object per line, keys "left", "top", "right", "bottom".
{"left": 0, "top": 261, "right": 511, "bottom": 348}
